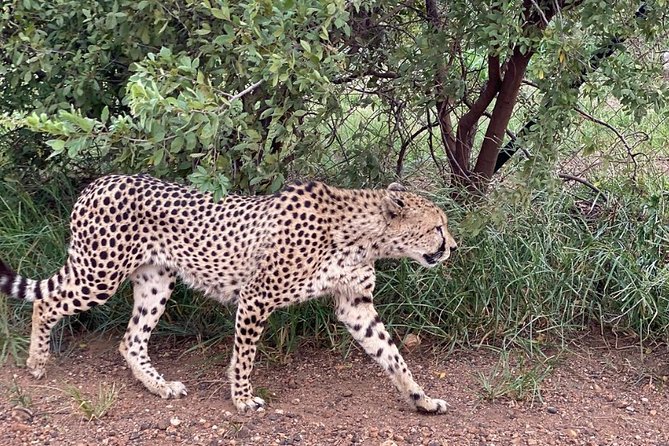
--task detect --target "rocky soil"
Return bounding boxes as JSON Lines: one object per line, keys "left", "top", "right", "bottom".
{"left": 1, "top": 331, "right": 668, "bottom": 445}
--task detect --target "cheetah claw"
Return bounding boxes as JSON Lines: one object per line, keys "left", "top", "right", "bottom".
{"left": 157, "top": 381, "right": 188, "bottom": 399}
{"left": 234, "top": 396, "right": 266, "bottom": 412}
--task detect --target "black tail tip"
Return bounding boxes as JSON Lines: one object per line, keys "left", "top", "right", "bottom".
{"left": 0, "top": 259, "right": 16, "bottom": 296}
{"left": 0, "top": 259, "right": 13, "bottom": 276}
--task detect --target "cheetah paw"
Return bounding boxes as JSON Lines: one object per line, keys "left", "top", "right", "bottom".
{"left": 26, "top": 357, "right": 46, "bottom": 379}
{"left": 415, "top": 396, "right": 448, "bottom": 414}
{"left": 29, "top": 367, "right": 46, "bottom": 379}
{"left": 234, "top": 396, "right": 266, "bottom": 412}
{"left": 157, "top": 381, "right": 188, "bottom": 399}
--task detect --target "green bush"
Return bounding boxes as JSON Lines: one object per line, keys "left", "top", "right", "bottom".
{"left": 2, "top": 176, "right": 668, "bottom": 363}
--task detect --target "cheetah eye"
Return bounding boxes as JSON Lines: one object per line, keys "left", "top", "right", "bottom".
{"left": 434, "top": 226, "right": 443, "bottom": 236}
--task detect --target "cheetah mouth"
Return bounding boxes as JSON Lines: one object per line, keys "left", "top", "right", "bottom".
{"left": 423, "top": 249, "right": 445, "bottom": 265}
{"left": 423, "top": 238, "right": 447, "bottom": 266}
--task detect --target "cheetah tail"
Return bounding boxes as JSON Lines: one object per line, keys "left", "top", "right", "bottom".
{"left": 0, "top": 259, "right": 65, "bottom": 302}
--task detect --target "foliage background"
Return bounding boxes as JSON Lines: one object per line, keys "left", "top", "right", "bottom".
{"left": 1, "top": 0, "right": 669, "bottom": 358}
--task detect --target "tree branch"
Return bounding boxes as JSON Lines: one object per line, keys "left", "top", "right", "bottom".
{"left": 474, "top": 47, "right": 533, "bottom": 182}
{"left": 494, "top": 2, "right": 644, "bottom": 174}
{"left": 454, "top": 55, "right": 501, "bottom": 177}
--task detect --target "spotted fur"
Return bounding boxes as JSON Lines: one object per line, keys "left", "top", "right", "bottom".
{"left": 0, "top": 174, "right": 457, "bottom": 413}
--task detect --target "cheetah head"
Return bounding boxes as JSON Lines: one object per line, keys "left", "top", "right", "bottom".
{"left": 380, "top": 183, "right": 457, "bottom": 268}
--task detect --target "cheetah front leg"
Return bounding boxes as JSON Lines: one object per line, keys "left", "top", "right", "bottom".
{"left": 335, "top": 294, "right": 448, "bottom": 414}
{"left": 227, "top": 297, "right": 271, "bottom": 412}
{"left": 119, "top": 265, "right": 186, "bottom": 399}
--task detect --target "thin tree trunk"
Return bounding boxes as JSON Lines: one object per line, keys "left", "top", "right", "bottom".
{"left": 473, "top": 49, "right": 532, "bottom": 185}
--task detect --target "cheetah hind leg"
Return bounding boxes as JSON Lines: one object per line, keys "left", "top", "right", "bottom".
{"left": 119, "top": 265, "right": 187, "bottom": 399}
{"left": 27, "top": 298, "right": 63, "bottom": 379}
{"left": 27, "top": 275, "right": 118, "bottom": 379}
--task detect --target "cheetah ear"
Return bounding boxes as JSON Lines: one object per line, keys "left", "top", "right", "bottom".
{"left": 381, "top": 192, "right": 406, "bottom": 220}
{"left": 387, "top": 182, "right": 407, "bottom": 192}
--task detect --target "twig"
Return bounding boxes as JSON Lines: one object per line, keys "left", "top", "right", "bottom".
{"left": 529, "top": 0, "right": 550, "bottom": 26}
{"left": 426, "top": 107, "right": 446, "bottom": 178}
{"left": 573, "top": 106, "right": 639, "bottom": 178}
{"left": 225, "top": 80, "right": 264, "bottom": 103}
{"left": 332, "top": 69, "right": 400, "bottom": 84}
{"left": 558, "top": 173, "right": 606, "bottom": 200}
{"left": 396, "top": 121, "right": 440, "bottom": 176}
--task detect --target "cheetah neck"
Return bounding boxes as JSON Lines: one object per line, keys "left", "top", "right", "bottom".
{"left": 326, "top": 188, "right": 390, "bottom": 265}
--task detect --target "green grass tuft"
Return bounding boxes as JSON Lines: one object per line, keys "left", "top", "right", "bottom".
{"left": 63, "top": 382, "right": 120, "bottom": 421}
{"left": 1, "top": 175, "right": 669, "bottom": 366}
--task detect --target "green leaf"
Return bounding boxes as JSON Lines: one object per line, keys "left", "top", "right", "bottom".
{"left": 100, "top": 106, "right": 110, "bottom": 124}
{"left": 46, "top": 139, "right": 66, "bottom": 153}
{"left": 211, "top": 7, "right": 230, "bottom": 20}
{"left": 153, "top": 148, "right": 165, "bottom": 165}
{"left": 269, "top": 173, "right": 284, "bottom": 193}
{"left": 170, "top": 136, "right": 184, "bottom": 153}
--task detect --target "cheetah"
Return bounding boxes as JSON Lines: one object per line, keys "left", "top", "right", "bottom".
{"left": 0, "top": 174, "right": 457, "bottom": 413}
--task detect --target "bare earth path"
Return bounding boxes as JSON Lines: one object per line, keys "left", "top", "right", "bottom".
{"left": 1, "top": 331, "right": 668, "bottom": 446}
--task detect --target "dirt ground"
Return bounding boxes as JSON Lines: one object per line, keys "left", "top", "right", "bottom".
{"left": 1, "top": 330, "right": 668, "bottom": 446}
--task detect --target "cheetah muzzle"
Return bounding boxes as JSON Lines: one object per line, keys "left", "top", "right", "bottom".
{"left": 0, "top": 174, "right": 458, "bottom": 414}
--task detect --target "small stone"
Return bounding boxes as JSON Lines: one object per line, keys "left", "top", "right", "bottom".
{"left": 170, "top": 417, "right": 182, "bottom": 427}
{"left": 342, "top": 390, "right": 353, "bottom": 397}
{"left": 566, "top": 429, "right": 578, "bottom": 438}
{"left": 235, "top": 426, "right": 250, "bottom": 439}
{"left": 547, "top": 407, "right": 558, "bottom": 414}
{"left": 650, "top": 409, "right": 657, "bottom": 416}
{"left": 10, "top": 407, "right": 33, "bottom": 423}
{"left": 625, "top": 406, "right": 635, "bottom": 412}
{"left": 12, "top": 423, "right": 32, "bottom": 432}
{"left": 403, "top": 333, "right": 421, "bottom": 350}
{"left": 157, "top": 420, "right": 170, "bottom": 430}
